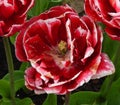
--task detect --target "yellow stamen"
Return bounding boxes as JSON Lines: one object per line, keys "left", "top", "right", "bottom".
{"left": 58, "top": 40, "right": 67, "bottom": 55}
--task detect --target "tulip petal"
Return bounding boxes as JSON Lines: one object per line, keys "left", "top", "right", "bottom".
{"left": 24, "top": 34, "right": 50, "bottom": 61}
{"left": 20, "top": 5, "right": 115, "bottom": 95}
{"left": 105, "top": 26, "right": 120, "bottom": 40}
{"left": 0, "top": 0, "right": 34, "bottom": 37}
{"left": 92, "top": 53, "right": 115, "bottom": 79}
{"left": 15, "top": 28, "right": 28, "bottom": 61}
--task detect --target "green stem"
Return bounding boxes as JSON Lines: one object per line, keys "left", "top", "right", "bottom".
{"left": 65, "top": 92, "right": 71, "bottom": 105}
{"left": 3, "top": 37, "right": 16, "bottom": 105}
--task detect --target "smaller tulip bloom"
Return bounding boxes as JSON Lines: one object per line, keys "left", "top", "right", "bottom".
{"left": 85, "top": 0, "right": 120, "bottom": 40}
{"left": 15, "top": 5, "right": 115, "bottom": 95}
{"left": 0, "top": 0, "right": 34, "bottom": 37}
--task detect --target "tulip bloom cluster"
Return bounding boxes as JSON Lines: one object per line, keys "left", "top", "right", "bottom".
{"left": 0, "top": 0, "right": 34, "bottom": 37}
{"left": 15, "top": 5, "right": 115, "bottom": 95}
{"left": 85, "top": 0, "right": 120, "bottom": 40}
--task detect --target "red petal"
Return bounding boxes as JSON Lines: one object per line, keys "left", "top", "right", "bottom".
{"left": 37, "top": 18, "right": 61, "bottom": 45}
{"left": 65, "top": 56, "right": 101, "bottom": 92}
{"left": 15, "top": 15, "right": 43, "bottom": 61}
{"left": 85, "top": 0, "right": 102, "bottom": 21}
{"left": 24, "top": 34, "right": 50, "bottom": 61}
{"left": 81, "top": 16, "right": 99, "bottom": 47}
{"left": 0, "top": 21, "right": 5, "bottom": 36}
{"left": 15, "top": 28, "right": 28, "bottom": 61}
{"left": 0, "top": 2, "right": 14, "bottom": 19}
{"left": 25, "top": 67, "right": 45, "bottom": 94}
{"left": 47, "top": 4, "right": 76, "bottom": 18}
{"left": 92, "top": 53, "right": 115, "bottom": 79}
{"left": 105, "top": 26, "right": 120, "bottom": 40}
{"left": 23, "top": 18, "right": 61, "bottom": 46}
{"left": 14, "top": 0, "right": 34, "bottom": 17}
{"left": 25, "top": 67, "right": 36, "bottom": 90}
{"left": 82, "top": 47, "right": 94, "bottom": 62}
{"left": 44, "top": 86, "right": 63, "bottom": 94}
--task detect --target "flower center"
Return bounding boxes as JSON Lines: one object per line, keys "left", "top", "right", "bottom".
{"left": 47, "top": 40, "right": 72, "bottom": 69}
{"left": 58, "top": 40, "right": 67, "bottom": 56}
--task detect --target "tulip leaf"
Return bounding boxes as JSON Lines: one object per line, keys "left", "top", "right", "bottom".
{"left": 14, "top": 79, "right": 24, "bottom": 92}
{"left": 112, "top": 44, "right": 120, "bottom": 80}
{"left": 19, "top": 62, "right": 30, "bottom": 71}
{"left": 28, "top": 0, "right": 63, "bottom": 17}
{"left": 42, "top": 94, "right": 57, "bottom": 105}
{"left": 102, "top": 33, "right": 120, "bottom": 61}
{"left": 101, "top": 101, "right": 108, "bottom": 105}
{"left": 100, "top": 33, "right": 120, "bottom": 101}
{"left": 28, "top": 0, "right": 49, "bottom": 16}
{"left": 0, "top": 98, "right": 33, "bottom": 105}
{"left": 105, "top": 77, "right": 120, "bottom": 105}
{"left": 0, "top": 80, "right": 10, "bottom": 99}
{"left": 3, "top": 71, "right": 25, "bottom": 92}
{"left": 16, "top": 98, "right": 33, "bottom": 105}
{"left": 69, "top": 91, "right": 100, "bottom": 105}
{"left": 9, "top": 33, "right": 18, "bottom": 45}
{"left": 3, "top": 71, "right": 24, "bottom": 81}
{"left": 0, "top": 99, "right": 11, "bottom": 105}
{"left": 48, "top": 0, "right": 63, "bottom": 8}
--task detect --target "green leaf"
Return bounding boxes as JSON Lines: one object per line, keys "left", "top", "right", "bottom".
{"left": 112, "top": 44, "right": 120, "bottom": 80}
{"left": 100, "top": 76, "right": 113, "bottom": 99}
{"left": 3, "top": 71, "right": 24, "bottom": 81}
{"left": 0, "top": 99, "right": 12, "bottom": 105}
{"left": 16, "top": 98, "right": 33, "bottom": 105}
{"left": 14, "top": 79, "right": 24, "bottom": 92}
{"left": 28, "top": 0, "right": 50, "bottom": 16}
{"left": 48, "top": 0, "right": 63, "bottom": 8}
{"left": 1, "top": 98, "right": 33, "bottom": 105}
{"left": 102, "top": 33, "right": 120, "bottom": 60}
{"left": 19, "top": 62, "right": 30, "bottom": 71}
{"left": 42, "top": 94, "right": 57, "bottom": 105}
{"left": 101, "top": 34, "right": 120, "bottom": 98}
{"left": 106, "top": 77, "right": 120, "bottom": 105}
{"left": 0, "top": 80, "right": 10, "bottom": 98}
{"left": 69, "top": 91, "right": 100, "bottom": 105}
{"left": 28, "top": 0, "right": 63, "bottom": 17}
{"left": 9, "top": 33, "right": 18, "bottom": 45}
{"left": 100, "top": 101, "right": 108, "bottom": 105}
{"left": 3, "top": 71, "right": 25, "bottom": 92}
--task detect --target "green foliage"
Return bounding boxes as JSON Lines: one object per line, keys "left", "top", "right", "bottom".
{"left": 3, "top": 71, "right": 24, "bottom": 81}
{"left": 3, "top": 71, "right": 24, "bottom": 93}
{"left": 48, "top": 0, "right": 63, "bottom": 8}
{"left": 9, "top": 33, "right": 18, "bottom": 45}
{"left": 19, "top": 62, "right": 30, "bottom": 72}
{"left": 69, "top": 91, "right": 100, "bottom": 105}
{"left": 0, "top": 98, "right": 33, "bottom": 105}
{"left": 102, "top": 33, "right": 120, "bottom": 60}
{"left": 28, "top": 0, "right": 49, "bottom": 16}
{"left": 0, "top": 71, "right": 32, "bottom": 105}
{"left": 28, "top": 0, "right": 63, "bottom": 17}
{"left": 112, "top": 45, "right": 120, "bottom": 80}
{"left": 0, "top": 80, "right": 10, "bottom": 99}
{"left": 42, "top": 94, "right": 57, "bottom": 105}
{"left": 106, "top": 77, "right": 120, "bottom": 105}
{"left": 100, "top": 32, "right": 120, "bottom": 104}
{"left": 16, "top": 98, "right": 33, "bottom": 105}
